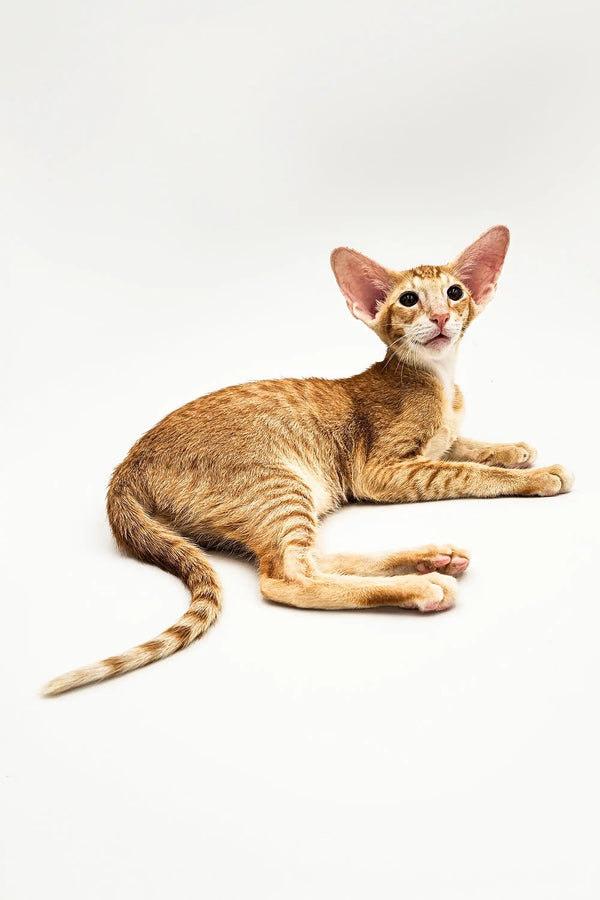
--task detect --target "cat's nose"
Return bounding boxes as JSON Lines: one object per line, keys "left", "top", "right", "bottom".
{"left": 430, "top": 312, "right": 450, "bottom": 330}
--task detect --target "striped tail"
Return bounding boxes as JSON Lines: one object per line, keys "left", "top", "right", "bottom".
{"left": 42, "top": 479, "right": 222, "bottom": 696}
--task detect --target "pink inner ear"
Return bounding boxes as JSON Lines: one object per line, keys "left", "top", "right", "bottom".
{"left": 452, "top": 226, "right": 510, "bottom": 306}
{"left": 331, "top": 248, "right": 393, "bottom": 322}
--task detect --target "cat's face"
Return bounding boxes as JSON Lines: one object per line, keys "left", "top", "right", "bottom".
{"left": 331, "top": 226, "right": 510, "bottom": 366}
{"left": 374, "top": 265, "right": 472, "bottom": 365}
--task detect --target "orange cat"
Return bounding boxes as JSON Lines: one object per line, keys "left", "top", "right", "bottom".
{"left": 43, "top": 226, "right": 573, "bottom": 695}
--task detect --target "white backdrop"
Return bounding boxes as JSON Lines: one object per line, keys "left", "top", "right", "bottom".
{"left": 2, "top": 2, "right": 599, "bottom": 898}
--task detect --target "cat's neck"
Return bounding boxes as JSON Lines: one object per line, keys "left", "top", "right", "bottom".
{"left": 381, "top": 345, "right": 458, "bottom": 394}
{"left": 419, "top": 346, "right": 458, "bottom": 395}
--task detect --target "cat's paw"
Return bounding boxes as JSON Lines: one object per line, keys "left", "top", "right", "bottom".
{"left": 414, "top": 544, "right": 470, "bottom": 576}
{"left": 414, "top": 572, "right": 458, "bottom": 612}
{"left": 480, "top": 442, "right": 537, "bottom": 469}
{"left": 522, "top": 465, "right": 574, "bottom": 496}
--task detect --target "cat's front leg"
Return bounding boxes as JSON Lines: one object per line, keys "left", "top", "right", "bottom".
{"left": 356, "top": 457, "right": 573, "bottom": 503}
{"left": 447, "top": 437, "right": 537, "bottom": 469}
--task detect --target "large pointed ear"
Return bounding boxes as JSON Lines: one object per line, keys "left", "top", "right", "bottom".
{"left": 451, "top": 225, "right": 510, "bottom": 308}
{"left": 330, "top": 247, "right": 395, "bottom": 324}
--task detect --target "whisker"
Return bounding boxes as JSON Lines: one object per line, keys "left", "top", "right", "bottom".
{"left": 382, "top": 334, "right": 411, "bottom": 370}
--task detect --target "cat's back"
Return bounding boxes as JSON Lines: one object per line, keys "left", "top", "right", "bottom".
{"left": 123, "top": 374, "right": 356, "bottom": 472}
{"left": 108, "top": 364, "right": 442, "bottom": 544}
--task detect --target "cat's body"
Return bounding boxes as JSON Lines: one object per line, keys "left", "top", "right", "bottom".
{"left": 43, "top": 227, "right": 573, "bottom": 695}
{"left": 111, "top": 362, "right": 461, "bottom": 555}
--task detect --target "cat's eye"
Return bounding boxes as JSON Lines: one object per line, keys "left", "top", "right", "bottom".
{"left": 447, "top": 284, "right": 463, "bottom": 301}
{"left": 398, "top": 291, "right": 419, "bottom": 307}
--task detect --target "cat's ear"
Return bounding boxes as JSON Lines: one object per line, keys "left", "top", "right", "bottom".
{"left": 330, "top": 248, "right": 395, "bottom": 324}
{"left": 451, "top": 225, "right": 510, "bottom": 308}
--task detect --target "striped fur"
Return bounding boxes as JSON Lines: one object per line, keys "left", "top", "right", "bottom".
{"left": 42, "top": 226, "right": 573, "bottom": 695}
{"left": 43, "top": 486, "right": 221, "bottom": 695}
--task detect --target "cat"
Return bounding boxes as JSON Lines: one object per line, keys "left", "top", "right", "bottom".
{"left": 42, "top": 225, "right": 573, "bottom": 695}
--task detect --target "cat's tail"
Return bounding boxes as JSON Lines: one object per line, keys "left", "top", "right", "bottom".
{"left": 41, "top": 477, "right": 222, "bottom": 697}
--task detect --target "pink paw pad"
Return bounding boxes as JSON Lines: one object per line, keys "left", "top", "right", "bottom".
{"left": 444, "top": 556, "right": 469, "bottom": 576}
{"left": 416, "top": 554, "right": 451, "bottom": 573}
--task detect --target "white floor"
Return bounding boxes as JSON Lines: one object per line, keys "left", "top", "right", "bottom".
{"left": 2, "top": 3, "right": 600, "bottom": 898}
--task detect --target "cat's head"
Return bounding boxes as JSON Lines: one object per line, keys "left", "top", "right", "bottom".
{"left": 331, "top": 226, "right": 509, "bottom": 365}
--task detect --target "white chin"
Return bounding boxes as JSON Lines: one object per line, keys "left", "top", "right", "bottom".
{"left": 423, "top": 336, "right": 453, "bottom": 352}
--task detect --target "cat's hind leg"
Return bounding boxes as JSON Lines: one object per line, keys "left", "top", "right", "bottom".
{"left": 315, "top": 545, "right": 470, "bottom": 577}
{"left": 251, "top": 469, "right": 458, "bottom": 612}
{"left": 260, "top": 564, "right": 457, "bottom": 612}
{"left": 259, "top": 546, "right": 458, "bottom": 612}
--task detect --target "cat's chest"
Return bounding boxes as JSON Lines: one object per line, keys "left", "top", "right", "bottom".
{"left": 421, "top": 386, "right": 464, "bottom": 461}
